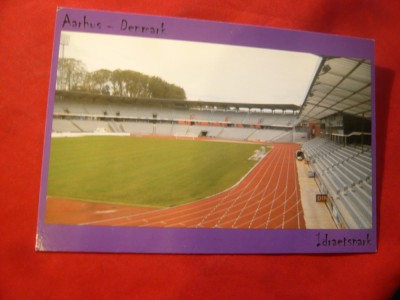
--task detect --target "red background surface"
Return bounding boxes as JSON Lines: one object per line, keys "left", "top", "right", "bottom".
{"left": 1, "top": 1, "right": 399, "bottom": 299}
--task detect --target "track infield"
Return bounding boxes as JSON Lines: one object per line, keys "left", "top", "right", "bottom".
{"left": 47, "top": 136, "right": 263, "bottom": 207}
{"left": 46, "top": 138, "right": 305, "bottom": 229}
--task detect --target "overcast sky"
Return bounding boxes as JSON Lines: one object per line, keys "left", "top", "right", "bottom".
{"left": 59, "top": 31, "right": 322, "bottom": 106}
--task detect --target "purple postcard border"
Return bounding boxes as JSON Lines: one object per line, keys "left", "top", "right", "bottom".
{"left": 36, "top": 8, "right": 376, "bottom": 254}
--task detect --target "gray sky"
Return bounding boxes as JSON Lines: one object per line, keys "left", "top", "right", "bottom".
{"left": 60, "top": 31, "right": 322, "bottom": 105}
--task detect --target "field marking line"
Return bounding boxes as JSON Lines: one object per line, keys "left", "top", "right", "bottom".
{"left": 245, "top": 145, "right": 286, "bottom": 228}
{"left": 222, "top": 148, "right": 281, "bottom": 227}
{"left": 231, "top": 148, "right": 278, "bottom": 228}
{"left": 264, "top": 145, "right": 287, "bottom": 228}
{"left": 230, "top": 144, "right": 285, "bottom": 228}
{"left": 217, "top": 145, "right": 282, "bottom": 224}
{"left": 281, "top": 146, "right": 292, "bottom": 229}
{"left": 195, "top": 147, "right": 273, "bottom": 228}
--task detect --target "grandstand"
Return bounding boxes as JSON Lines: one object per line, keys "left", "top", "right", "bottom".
{"left": 49, "top": 56, "right": 373, "bottom": 230}
{"left": 51, "top": 91, "right": 304, "bottom": 142}
{"left": 302, "top": 138, "right": 372, "bottom": 228}
{"left": 298, "top": 57, "right": 373, "bottom": 229}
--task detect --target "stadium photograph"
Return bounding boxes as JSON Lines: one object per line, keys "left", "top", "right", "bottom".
{"left": 44, "top": 31, "right": 372, "bottom": 230}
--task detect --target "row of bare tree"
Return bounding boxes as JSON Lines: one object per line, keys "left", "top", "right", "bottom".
{"left": 56, "top": 58, "right": 186, "bottom": 100}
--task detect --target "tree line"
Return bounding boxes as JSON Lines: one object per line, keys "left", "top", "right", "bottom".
{"left": 56, "top": 58, "right": 186, "bottom": 100}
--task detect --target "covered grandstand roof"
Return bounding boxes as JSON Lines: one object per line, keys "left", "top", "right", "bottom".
{"left": 299, "top": 57, "right": 372, "bottom": 123}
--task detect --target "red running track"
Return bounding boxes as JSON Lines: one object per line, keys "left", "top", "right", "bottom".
{"left": 84, "top": 143, "right": 306, "bottom": 229}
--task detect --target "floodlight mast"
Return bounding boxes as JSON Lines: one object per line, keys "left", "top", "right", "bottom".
{"left": 59, "top": 34, "right": 70, "bottom": 90}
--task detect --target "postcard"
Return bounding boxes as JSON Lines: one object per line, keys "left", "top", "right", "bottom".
{"left": 36, "top": 8, "right": 376, "bottom": 253}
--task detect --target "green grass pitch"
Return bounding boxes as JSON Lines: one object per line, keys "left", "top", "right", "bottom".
{"left": 47, "top": 136, "right": 266, "bottom": 208}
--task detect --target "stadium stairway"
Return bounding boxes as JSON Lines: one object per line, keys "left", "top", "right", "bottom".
{"left": 70, "top": 120, "right": 84, "bottom": 132}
